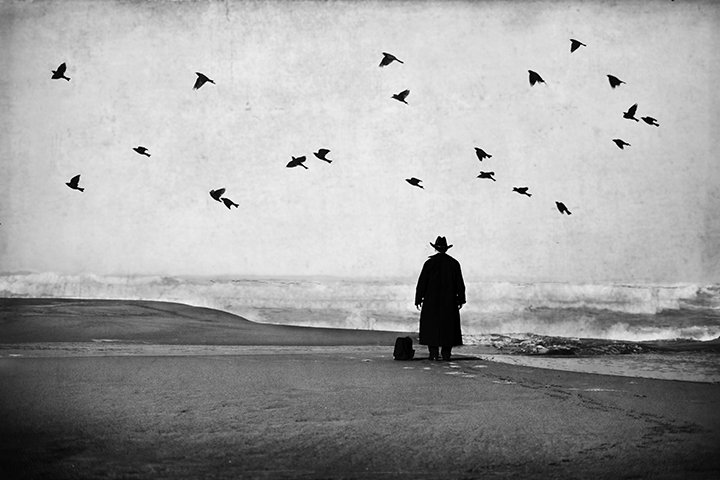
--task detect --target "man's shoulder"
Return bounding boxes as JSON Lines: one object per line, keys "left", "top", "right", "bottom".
{"left": 427, "top": 253, "right": 460, "bottom": 264}
{"left": 444, "top": 254, "right": 461, "bottom": 266}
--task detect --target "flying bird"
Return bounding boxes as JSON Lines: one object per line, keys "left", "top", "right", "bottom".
{"left": 570, "top": 39, "right": 586, "bottom": 53}
{"left": 641, "top": 116, "right": 659, "bottom": 127}
{"left": 287, "top": 156, "right": 308, "bottom": 169}
{"left": 474, "top": 147, "right": 492, "bottom": 161}
{"left": 379, "top": 52, "right": 403, "bottom": 67}
{"left": 556, "top": 202, "right": 572, "bottom": 215}
{"left": 133, "top": 146, "right": 150, "bottom": 157}
{"left": 313, "top": 149, "right": 332, "bottom": 163}
{"left": 392, "top": 89, "right": 410, "bottom": 104}
{"left": 51, "top": 62, "right": 70, "bottom": 81}
{"left": 406, "top": 177, "right": 424, "bottom": 189}
{"left": 607, "top": 74, "right": 625, "bottom": 89}
{"left": 221, "top": 197, "right": 239, "bottom": 210}
{"left": 477, "top": 171, "right": 496, "bottom": 182}
{"left": 66, "top": 174, "right": 84, "bottom": 192}
{"left": 513, "top": 187, "right": 532, "bottom": 197}
{"left": 209, "top": 188, "right": 226, "bottom": 202}
{"left": 623, "top": 103, "right": 639, "bottom": 122}
{"left": 612, "top": 139, "right": 631, "bottom": 149}
{"left": 528, "top": 70, "right": 545, "bottom": 86}
{"left": 193, "top": 72, "right": 215, "bottom": 90}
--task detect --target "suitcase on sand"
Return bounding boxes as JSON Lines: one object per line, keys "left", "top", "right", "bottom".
{"left": 393, "top": 336, "right": 415, "bottom": 361}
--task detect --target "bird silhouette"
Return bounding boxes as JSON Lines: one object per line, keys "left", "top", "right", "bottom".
{"left": 209, "top": 188, "right": 226, "bottom": 202}
{"left": 379, "top": 52, "right": 403, "bottom": 67}
{"left": 314, "top": 149, "right": 332, "bottom": 163}
{"left": 66, "top": 174, "right": 84, "bottom": 192}
{"left": 477, "top": 171, "right": 496, "bottom": 181}
{"left": 556, "top": 202, "right": 572, "bottom": 215}
{"left": 612, "top": 139, "right": 631, "bottom": 149}
{"left": 570, "top": 39, "right": 586, "bottom": 53}
{"left": 607, "top": 75, "right": 625, "bottom": 89}
{"left": 475, "top": 147, "right": 492, "bottom": 161}
{"left": 406, "top": 177, "right": 424, "bottom": 189}
{"left": 221, "top": 197, "right": 239, "bottom": 210}
{"left": 513, "top": 187, "right": 532, "bottom": 197}
{"left": 51, "top": 62, "right": 70, "bottom": 81}
{"left": 392, "top": 89, "right": 410, "bottom": 104}
{"left": 193, "top": 72, "right": 215, "bottom": 90}
{"left": 133, "top": 146, "right": 150, "bottom": 157}
{"left": 623, "top": 103, "right": 639, "bottom": 122}
{"left": 287, "top": 156, "right": 308, "bottom": 169}
{"left": 528, "top": 70, "right": 545, "bottom": 86}
{"left": 641, "top": 116, "right": 659, "bottom": 127}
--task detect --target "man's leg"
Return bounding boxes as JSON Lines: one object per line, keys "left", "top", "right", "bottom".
{"left": 441, "top": 346, "right": 452, "bottom": 361}
{"left": 428, "top": 346, "right": 439, "bottom": 360}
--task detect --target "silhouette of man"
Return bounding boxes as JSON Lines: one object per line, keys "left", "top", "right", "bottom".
{"left": 415, "top": 236, "right": 466, "bottom": 361}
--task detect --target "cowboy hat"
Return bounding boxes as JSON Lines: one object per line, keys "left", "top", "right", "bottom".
{"left": 430, "top": 236, "right": 452, "bottom": 251}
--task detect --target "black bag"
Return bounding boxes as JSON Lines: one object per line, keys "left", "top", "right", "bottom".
{"left": 393, "top": 336, "right": 415, "bottom": 361}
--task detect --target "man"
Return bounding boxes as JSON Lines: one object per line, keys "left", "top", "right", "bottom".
{"left": 415, "top": 236, "right": 466, "bottom": 361}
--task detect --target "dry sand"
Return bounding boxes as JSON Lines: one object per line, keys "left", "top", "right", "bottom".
{"left": 1, "top": 298, "right": 719, "bottom": 479}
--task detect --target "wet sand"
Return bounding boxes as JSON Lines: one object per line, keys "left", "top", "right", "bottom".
{"left": 1, "top": 298, "right": 719, "bottom": 479}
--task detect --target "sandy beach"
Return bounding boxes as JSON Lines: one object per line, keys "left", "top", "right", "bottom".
{"left": 1, "top": 299, "right": 719, "bottom": 479}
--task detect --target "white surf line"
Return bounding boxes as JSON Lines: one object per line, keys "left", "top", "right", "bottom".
{"left": 0, "top": 343, "right": 398, "bottom": 358}
{"left": 567, "top": 388, "right": 622, "bottom": 392}
{"left": 476, "top": 354, "right": 720, "bottom": 383}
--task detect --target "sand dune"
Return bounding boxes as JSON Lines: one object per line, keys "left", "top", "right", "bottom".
{"left": 0, "top": 298, "right": 410, "bottom": 346}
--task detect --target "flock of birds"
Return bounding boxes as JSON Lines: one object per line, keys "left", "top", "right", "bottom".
{"left": 57, "top": 39, "right": 660, "bottom": 217}
{"left": 55, "top": 64, "right": 336, "bottom": 210}
{"left": 375, "top": 44, "right": 659, "bottom": 216}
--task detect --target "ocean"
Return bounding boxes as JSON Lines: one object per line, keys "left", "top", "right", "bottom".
{"left": 1, "top": 273, "right": 719, "bottom": 342}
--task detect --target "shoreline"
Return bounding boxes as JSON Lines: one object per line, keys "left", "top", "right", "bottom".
{"left": 1, "top": 297, "right": 718, "bottom": 383}
{"left": 2, "top": 342, "right": 718, "bottom": 384}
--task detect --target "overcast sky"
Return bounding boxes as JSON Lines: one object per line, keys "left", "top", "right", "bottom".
{"left": 1, "top": 0, "right": 718, "bottom": 283}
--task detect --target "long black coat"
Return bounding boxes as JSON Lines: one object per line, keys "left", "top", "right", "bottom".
{"left": 415, "top": 252, "right": 466, "bottom": 347}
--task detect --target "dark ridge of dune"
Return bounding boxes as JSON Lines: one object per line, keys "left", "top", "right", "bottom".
{"left": 0, "top": 298, "right": 411, "bottom": 346}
